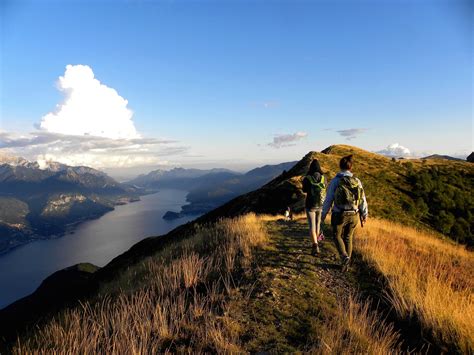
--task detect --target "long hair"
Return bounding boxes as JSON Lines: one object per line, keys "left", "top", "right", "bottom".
{"left": 308, "top": 159, "right": 323, "bottom": 175}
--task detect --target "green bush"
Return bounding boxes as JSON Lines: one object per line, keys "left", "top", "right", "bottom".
{"left": 407, "top": 166, "right": 474, "bottom": 246}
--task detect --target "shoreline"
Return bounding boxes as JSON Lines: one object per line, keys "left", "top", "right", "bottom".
{"left": 0, "top": 195, "right": 143, "bottom": 256}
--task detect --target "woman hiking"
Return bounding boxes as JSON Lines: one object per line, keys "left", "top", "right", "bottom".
{"left": 302, "top": 159, "right": 326, "bottom": 256}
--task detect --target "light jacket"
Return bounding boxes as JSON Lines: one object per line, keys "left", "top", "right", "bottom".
{"left": 322, "top": 170, "right": 368, "bottom": 220}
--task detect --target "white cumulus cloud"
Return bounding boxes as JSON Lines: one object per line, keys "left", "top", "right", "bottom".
{"left": 0, "top": 65, "right": 191, "bottom": 169}
{"left": 40, "top": 64, "right": 139, "bottom": 139}
{"left": 377, "top": 143, "right": 411, "bottom": 157}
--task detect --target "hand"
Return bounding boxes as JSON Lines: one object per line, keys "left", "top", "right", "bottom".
{"left": 321, "top": 214, "right": 327, "bottom": 223}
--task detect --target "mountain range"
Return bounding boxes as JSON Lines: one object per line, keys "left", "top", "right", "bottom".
{"left": 0, "top": 156, "right": 141, "bottom": 254}
{"left": 129, "top": 162, "right": 297, "bottom": 218}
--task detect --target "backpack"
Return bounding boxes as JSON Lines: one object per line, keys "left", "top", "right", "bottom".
{"left": 334, "top": 176, "right": 362, "bottom": 211}
{"left": 305, "top": 175, "right": 326, "bottom": 207}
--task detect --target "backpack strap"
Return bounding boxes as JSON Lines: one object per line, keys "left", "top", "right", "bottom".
{"left": 307, "top": 175, "right": 325, "bottom": 189}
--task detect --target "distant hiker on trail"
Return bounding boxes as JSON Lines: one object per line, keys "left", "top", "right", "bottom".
{"left": 322, "top": 155, "right": 368, "bottom": 272}
{"left": 302, "top": 159, "right": 326, "bottom": 256}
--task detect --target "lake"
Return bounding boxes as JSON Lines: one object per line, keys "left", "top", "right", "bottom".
{"left": 0, "top": 189, "right": 197, "bottom": 309}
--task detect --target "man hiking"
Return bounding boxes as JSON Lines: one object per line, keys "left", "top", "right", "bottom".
{"left": 302, "top": 159, "right": 326, "bottom": 256}
{"left": 322, "top": 155, "right": 368, "bottom": 271}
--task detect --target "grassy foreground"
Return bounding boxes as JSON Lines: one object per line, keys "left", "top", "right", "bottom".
{"left": 12, "top": 214, "right": 473, "bottom": 353}
{"left": 357, "top": 219, "right": 474, "bottom": 353}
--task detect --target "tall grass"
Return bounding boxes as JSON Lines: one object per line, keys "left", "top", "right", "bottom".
{"left": 14, "top": 214, "right": 267, "bottom": 354}
{"left": 317, "top": 296, "right": 401, "bottom": 354}
{"left": 13, "top": 214, "right": 404, "bottom": 353}
{"left": 356, "top": 219, "right": 474, "bottom": 352}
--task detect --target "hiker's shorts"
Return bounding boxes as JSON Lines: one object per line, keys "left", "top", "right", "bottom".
{"left": 306, "top": 209, "right": 322, "bottom": 237}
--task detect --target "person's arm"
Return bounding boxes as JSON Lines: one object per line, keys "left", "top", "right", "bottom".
{"left": 358, "top": 179, "right": 368, "bottom": 221}
{"left": 322, "top": 177, "right": 337, "bottom": 221}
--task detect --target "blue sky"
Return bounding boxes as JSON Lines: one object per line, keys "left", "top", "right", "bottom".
{"left": 0, "top": 0, "right": 472, "bottom": 174}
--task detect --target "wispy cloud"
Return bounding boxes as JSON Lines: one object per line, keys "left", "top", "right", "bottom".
{"left": 251, "top": 100, "right": 279, "bottom": 109}
{"left": 268, "top": 132, "right": 307, "bottom": 149}
{"left": 336, "top": 128, "right": 368, "bottom": 140}
{"left": 0, "top": 131, "right": 188, "bottom": 168}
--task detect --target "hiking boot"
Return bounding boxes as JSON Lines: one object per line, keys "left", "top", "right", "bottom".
{"left": 311, "top": 244, "right": 320, "bottom": 256}
{"left": 341, "top": 256, "right": 350, "bottom": 272}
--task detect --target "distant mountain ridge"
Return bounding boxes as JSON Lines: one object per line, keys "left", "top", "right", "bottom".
{"left": 128, "top": 167, "right": 239, "bottom": 189}
{"left": 422, "top": 154, "right": 464, "bottom": 162}
{"left": 179, "top": 161, "right": 298, "bottom": 216}
{"left": 132, "top": 162, "right": 298, "bottom": 218}
{"left": 0, "top": 156, "right": 140, "bottom": 254}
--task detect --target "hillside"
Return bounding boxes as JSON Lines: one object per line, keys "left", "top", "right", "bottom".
{"left": 1, "top": 145, "right": 473, "bottom": 353}
{"left": 0, "top": 157, "right": 141, "bottom": 254}
{"left": 176, "top": 161, "right": 298, "bottom": 217}
{"left": 422, "top": 154, "right": 464, "bottom": 161}
{"left": 5, "top": 215, "right": 473, "bottom": 353}
{"left": 201, "top": 145, "right": 474, "bottom": 245}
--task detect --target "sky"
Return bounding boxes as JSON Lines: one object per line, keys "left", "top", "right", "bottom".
{"left": 0, "top": 0, "right": 472, "bottom": 177}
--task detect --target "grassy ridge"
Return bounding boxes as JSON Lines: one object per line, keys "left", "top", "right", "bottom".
{"left": 16, "top": 213, "right": 471, "bottom": 353}
{"left": 12, "top": 215, "right": 402, "bottom": 353}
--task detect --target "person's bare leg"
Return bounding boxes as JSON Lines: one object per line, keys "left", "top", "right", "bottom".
{"left": 306, "top": 210, "right": 319, "bottom": 255}
{"left": 306, "top": 210, "right": 317, "bottom": 243}
{"left": 315, "top": 210, "right": 322, "bottom": 240}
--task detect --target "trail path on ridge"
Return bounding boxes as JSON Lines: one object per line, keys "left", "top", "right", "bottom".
{"left": 239, "top": 217, "right": 363, "bottom": 352}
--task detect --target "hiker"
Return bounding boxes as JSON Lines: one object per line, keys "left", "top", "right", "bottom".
{"left": 302, "top": 159, "right": 326, "bottom": 255}
{"left": 322, "top": 155, "right": 368, "bottom": 271}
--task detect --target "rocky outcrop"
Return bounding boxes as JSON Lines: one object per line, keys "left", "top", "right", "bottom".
{"left": 468, "top": 152, "right": 474, "bottom": 163}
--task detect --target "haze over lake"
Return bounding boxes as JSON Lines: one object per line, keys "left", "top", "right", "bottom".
{"left": 0, "top": 189, "right": 196, "bottom": 309}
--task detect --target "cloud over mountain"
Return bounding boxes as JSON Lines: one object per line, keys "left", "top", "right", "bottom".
{"left": 377, "top": 143, "right": 411, "bottom": 157}
{"left": 40, "top": 65, "right": 139, "bottom": 139}
{"left": 0, "top": 65, "right": 188, "bottom": 169}
{"left": 0, "top": 131, "right": 187, "bottom": 169}
{"left": 268, "top": 132, "right": 307, "bottom": 148}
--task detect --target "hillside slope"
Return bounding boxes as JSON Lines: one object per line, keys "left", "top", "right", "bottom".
{"left": 7, "top": 214, "right": 473, "bottom": 353}
{"left": 1, "top": 145, "right": 472, "bottom": 352}
{"left": 201, "top": 145, "right": 474, "bottom": 244}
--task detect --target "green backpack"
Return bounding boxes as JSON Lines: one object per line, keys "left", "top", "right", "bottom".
{"left": 306, "top": 175, "right": 326, "bottom": 206}
{"left": 334, "top": 176, "right": 362, "bottom": 210}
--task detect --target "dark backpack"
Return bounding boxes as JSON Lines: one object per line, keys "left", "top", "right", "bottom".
{"left": 304, "top": 175, "right": 326, "bottom": 207}
{"left": 334, "top": 176, "right": 362, "bottom": 210}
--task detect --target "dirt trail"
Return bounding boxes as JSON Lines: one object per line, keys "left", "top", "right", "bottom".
{"left": 239, "top": 217, "right": 362, "bottom": 352}
{"left": 265, "top": 218, "right": 356, "bottom": 297}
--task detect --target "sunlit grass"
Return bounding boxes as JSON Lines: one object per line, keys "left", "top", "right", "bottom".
{"left": 13, "top": 214, "right": 403, "bottom": 354}
{"left": 357, "top": 218, "right": 474, "bottom": 352}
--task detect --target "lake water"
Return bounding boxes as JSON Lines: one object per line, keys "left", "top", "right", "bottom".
{"left": 0, "top": 189, "right": 197, "bottom": 309}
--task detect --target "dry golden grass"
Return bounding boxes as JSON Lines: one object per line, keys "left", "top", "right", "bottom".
{"left": 357, "top": 218, "right": 474, "bottom": 352}
{"left": 13, "top": 214, "right": 403, "bottom": 354}
{"left": 14, "top": 214, "right": 267, "bottom": 354}
{"left": 317, "top": 296, "right": 401, "bottom": 354}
